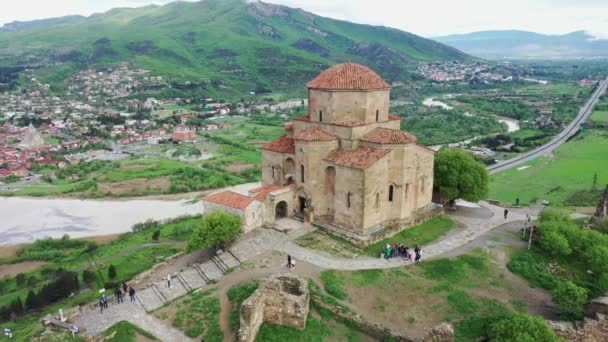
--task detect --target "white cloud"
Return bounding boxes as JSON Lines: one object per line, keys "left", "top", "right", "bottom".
{"left": 0, "top": 0, "right": 606, "bottom": 39}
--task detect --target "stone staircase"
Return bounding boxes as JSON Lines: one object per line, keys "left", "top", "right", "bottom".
{"left": 136, "top": 251, "right": 241, "bottom": 312}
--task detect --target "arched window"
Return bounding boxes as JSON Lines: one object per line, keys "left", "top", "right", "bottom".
{"left": 376, "top": 109, "right": 379, "bottom": 122}
{"left": 405, "top": 183, "right": 410, "bottom": 200}
{"left": 271, "top": 166, "right": 275, "bottom": 178}
{"left": 300, "top": 164, "right": 305, "bottom": 183}
{"left": 388, "top": 185, "right": 394, "bottom": 202}
{"left": 346, "top": 192, "right": 351, "bottom": 208}
{"left": 319, "top": 110, "right": 323, "bottom": 122}
{"left": 375, "top": 193, "right": 380, "bottom": 208}
{"left": 420, "top": 177, "right": 425, "bottom": 193}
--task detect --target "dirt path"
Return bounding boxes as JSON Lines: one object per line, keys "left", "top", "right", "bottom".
{"left": 0, "top": 261, "right": 48, "bottom": 277}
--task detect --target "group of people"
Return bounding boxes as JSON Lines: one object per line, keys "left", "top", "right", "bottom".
{"left": 382, "top": 243, "right": 422, "bottom": 263}
{"left": 100, "top": 282, "right": 137, "bottom": 313}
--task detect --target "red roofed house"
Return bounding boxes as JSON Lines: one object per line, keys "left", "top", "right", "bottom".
{"left": 202, "top": 191, "right": 265, "bottom": 232}
{"left": 257, "top": 62, "right": 437, "bottom": 246}
{"left": 172, "top": 125, "right": 196, "bottom": 141}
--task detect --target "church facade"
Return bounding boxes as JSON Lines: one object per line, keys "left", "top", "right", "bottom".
{"left": 204, "top": 63, "right": 438, "bottom": 246}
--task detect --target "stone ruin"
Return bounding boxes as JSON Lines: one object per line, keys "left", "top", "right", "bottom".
{"left": 238, "top": 273, "right": 309, "bottom": 342}
{"left": 590, "top": 185, "right": 608, "bottom": 225}
{"left": 547, "top": 296, "right": 608, "bottom": 341}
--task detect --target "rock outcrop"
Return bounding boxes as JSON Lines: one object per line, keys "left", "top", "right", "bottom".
{"left": 422, "top": 323, "right": 455, "bottom": 342}
{"left": 238, "top": 273, "right": 309, "bottom": 342}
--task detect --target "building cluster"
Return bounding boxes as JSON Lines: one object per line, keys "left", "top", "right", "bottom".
{"left": 66, "top": 63, "right": 150, "bottom": 102}
{"left": 417, "top": 61, "right": 540, "bottom": 84}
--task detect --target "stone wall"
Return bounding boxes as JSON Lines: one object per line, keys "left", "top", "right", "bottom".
{"left": 238, "top": 274, "right": 310, "bottom": 342}
{"left": 548, "top": 314, "right": 608, "bottom": 341}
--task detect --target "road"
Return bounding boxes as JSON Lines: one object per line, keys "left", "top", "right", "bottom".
{"left": 489, "top": 76, "right": 608, "bottom": 174}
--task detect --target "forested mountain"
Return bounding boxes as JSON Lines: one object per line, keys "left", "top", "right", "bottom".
{"left": 0, "top": 0, "right": 468, "bottom": 97}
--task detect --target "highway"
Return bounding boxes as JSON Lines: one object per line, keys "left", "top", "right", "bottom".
{"left": 488, "top": 76, "right": 608, "bottom": 174}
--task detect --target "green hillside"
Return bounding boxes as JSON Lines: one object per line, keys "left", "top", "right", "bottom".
{"left": 0, "top": 0, "right": 468, "bottom": 98}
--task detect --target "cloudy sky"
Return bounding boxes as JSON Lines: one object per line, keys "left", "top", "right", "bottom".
{"left": 1, "top": 0, "right": 607, "bottom": 38}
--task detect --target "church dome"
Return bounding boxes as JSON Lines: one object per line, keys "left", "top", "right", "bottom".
{"left": 306, "top": 62, "right": 391, "bottom": 90}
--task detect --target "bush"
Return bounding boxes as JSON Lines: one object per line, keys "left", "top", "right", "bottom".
{"left": 552, "top": 281, "right": 588, "bottom": 319}
{"left": 489, "top": 313, "right": 562, "bottom": 342}
{"left": 108, "top": 265, "right": 117, "bottom": 279}
{"left": 186, "top": 211, "right": 241, "bottom": 253}
{"left": 15, "top": 273, "right": 26, "bottom": 286}
{"left": 82, "top": 269, "right": 97, "bottom": 285}
{"left": 152, "top": 230, "right": 160, "bottom": 241}
{"left": 132, "top": 219, "right": 160, "bottom": 233}
{"left": 539, "top": 231, "right": 571, "bottom": 256}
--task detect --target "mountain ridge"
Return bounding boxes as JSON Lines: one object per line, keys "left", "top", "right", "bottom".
{"left": 0, "top": 0, "right": 468, "bottom": 98}
{"left": 435, "top": 30, "right": 608, "bottom": 59}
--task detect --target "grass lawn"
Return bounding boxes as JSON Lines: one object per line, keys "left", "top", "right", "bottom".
{"left": 105, "top": 321, "right": 158, "bottom": 341}
{"left": 317, "top": 249, "right": 540, "bottom": 342}
{"left": 296, "top": 230, "right": 363, "bottom": 258}
{"left": 153, "top": 288, "right": 222, "bottom": 340}
{"left": 591, "top": 110, "right": 608, "bottom": 123}
{"left": 489, "top": 129, "right": 608, "bottom": 205}
{"left": 516, "top": 83, "right": 590, "bottom": 97}
{"left": 364, "top": 216, "right": 456, "bottom": 256}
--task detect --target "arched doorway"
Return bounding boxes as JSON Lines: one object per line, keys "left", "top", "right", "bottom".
{"left": 275, "top": 201, "right": 288, "bottom": 219}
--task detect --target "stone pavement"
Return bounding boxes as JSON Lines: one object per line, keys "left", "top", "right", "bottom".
{"left": 73, "top": 300, "right": 194, "bottom": 341}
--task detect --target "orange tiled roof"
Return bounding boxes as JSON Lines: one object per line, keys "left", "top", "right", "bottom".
{"left": 204, "top": 191, "right": 253, "bottom": 210}
{"left": 361, "top": 128, "right": 417, "bottom": 145}
{"left": 249, "top": 184, "right": 294, "bottom": 201}
{"left": 388, "top": 115, "right": 400, "bottom": 121}
{"left": 333, "top": 120, "right": 367, "bottom": 127}
{"left": 261, "top": 135, "right": 295, "bottom": 154}
{"left": 307, "top": 62, "right": 391, "bottom": 90}
{"left": 325, "top": 146, "right": 391, "bottom": 170}
{"left": 294, "top": 128, "right": 337, "bottom": 141}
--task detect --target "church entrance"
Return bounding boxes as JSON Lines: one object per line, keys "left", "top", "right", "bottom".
{"left": 275, "top": 201, "right": 288, "bottom": 219}
{"left": 298, "top": 196, "right": 307, "bottom": 214}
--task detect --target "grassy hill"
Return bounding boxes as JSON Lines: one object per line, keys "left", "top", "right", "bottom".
{"left": 0, "top": 0, "right": 468, "bottom": 98}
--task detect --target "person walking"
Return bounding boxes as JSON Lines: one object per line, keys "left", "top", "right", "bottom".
{"left": 115, "top": 288, "right": 123, "bottom": 304}
{"left": 99, "top": 297, "right": 104, "bottom": 314}
{"left": 385, "top": 244, "right": 391, "bottom": 260}
{"left": 129, "top": 287, "right": 136, "bottom": 302}
{"left": 414, "top": 245, "right": 422, "bottom": 263}
{"left": 287, "top": 254, "right": 292, "bottom": 269}
{"left": 167, "top": 274, "right": 171, "bottom": 288}
{"left": 504, "top": 208, "right": 509, "bottom": 219}
{"left": 102, "top": 294, "right": 108, "bottom": 309}
{"left": 290, "top": 257, "right": 296, "bottom": 271}
{"left": 122, "top": 282, "right": 128, "bottom": 294}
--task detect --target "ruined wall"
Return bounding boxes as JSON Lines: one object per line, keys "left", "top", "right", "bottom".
{"left": 239, "top": 274, "right": 310, "bottom": 342}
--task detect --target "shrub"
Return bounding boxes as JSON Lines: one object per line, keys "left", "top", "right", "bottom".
{"left": 552, "top": 281, "right": 588, "bottom": 320}
{"left": 539, "top": 231, "right": 571, "bottom": 257}
{"left": 15, "top": 273, "right": 26, "bottom": 286}
{"left": 152, "top": 230, "right": 160, "bottom": 241}
{"left": 488, "top": 313, "right": 563, "bottom": 342}
{"left": 82, "top": 269, "right": 97, "bottom": 285}
{"left": 108, "top": 265, "right": 117, "bottom": 279}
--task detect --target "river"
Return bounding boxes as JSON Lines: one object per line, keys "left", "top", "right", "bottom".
{"left": 0, "top": 197, "right": 205, "bottom": 245}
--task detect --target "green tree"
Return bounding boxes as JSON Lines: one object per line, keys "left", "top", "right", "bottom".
{"left": 433, "top": 148, "right": 489, "bottom": 204}
{"left": 152, "top": 230, "right": 160, "bottom": 241}
{"left": 587, "top": 245, "right": 608, "bottom": 275}
{"left": 108, "top": 265, "right": 117, "bottom": 279}
{"left": 539, "top": 231, "right": 571, "bottom": 257}
{"left": 186, "top": 211, "right": 241, "bottom": 253}
{"left": 15, "top": 273, "right": 26, "bottom": 286}
{"left": 25, "top": 290, "right": 42, "bottom": 310}
{"left": 489, "top": 313, "right": 563, "bottom": 342}
{"left": 552, "top": 281, "right": 587, "bottom": 319}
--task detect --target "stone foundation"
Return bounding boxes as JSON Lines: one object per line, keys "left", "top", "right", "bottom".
{"left": 238, "top": 274, "right": 309, "bottom": 342}
{"left": 313, "top": 204, "right": 443, "bottom": 247}
{"left": 548, "top": 313, "right": 608, "bottom": 341}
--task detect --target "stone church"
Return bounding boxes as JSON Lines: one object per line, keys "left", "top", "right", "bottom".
{"left": 204, "top": 62, "right": 438, "bottom": 246}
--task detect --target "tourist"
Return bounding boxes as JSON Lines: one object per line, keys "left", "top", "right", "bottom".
{"left": 129, "top": 287, "right": 136, "bottom": 302}
{"left": 403, "top": 246, "right": 409, "bottom": 260}
{"left": 115, "top": 288, "right": 123, "bottom": 304}
{"left": 287, "top": 254, "right": 292, "bottom": 269}
{"left": 290, "top": 257, "right": 296, "bottom": 272}
{"left": 385, "top": 244, "right": 391, "bottom": 260}
{"left": 99, "top": 297, "right": 104, "bottom": 314}
{"left": 167, "top": 274, "right": 171, "bottom": 288}
{"left": 102, "top": 294, "right": 108, "bottom": 309}
{"left": 122, "top": 282, "right": 128, "bottom": 294}
{"left": 415, "top": 245, "right": 422, "bottom": 263}
{"left": 504, "top": 208, "right": 509, "bottom": 219}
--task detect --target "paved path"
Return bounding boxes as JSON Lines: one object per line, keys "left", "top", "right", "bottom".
{"left": 489, "top": 75, "right": 608, "bottom": 174}
{"left": 268, "top": 201, "right": 526, "bottom": 270}
{"left": 74, "top": 300, "right": 194, "bottom": 341}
